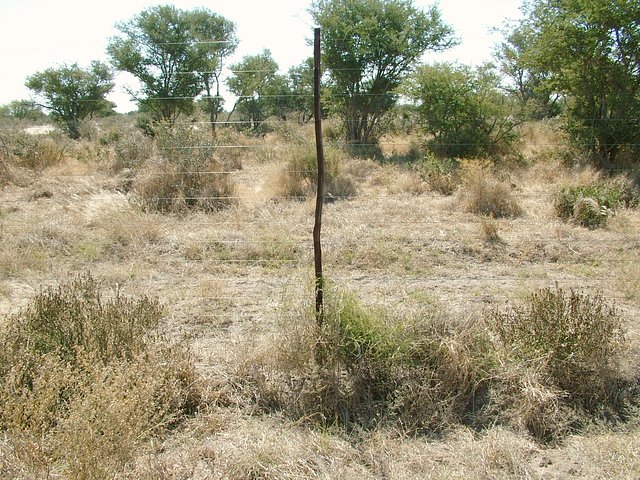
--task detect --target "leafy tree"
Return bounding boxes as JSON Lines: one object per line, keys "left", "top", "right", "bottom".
{"left": 25, "top": 62, "right": 114, "bottom": 138}
{"left": 226, "top": 50, "right": 285, "bottom": 131}
{"left": 403, "top": 63, "right": 520, "bottom": 158}
{"left": 495, "top": 23, "right": 561, "bottom": 120}
{"left": 514, "top": 0, "right": 640, "bottom": 166}
{"left": 285, "top": 58, "right": 315, "bottom": 124}
{"left": 0, "top": 100, "right": 46, "bottom": 121}
{"left": 108, "top": 5, "right": 237, "bottom": 126}
{"left": 187, "top": 9, "right": 238, "bottom": 136}
{"left": 310, "top": 0, "right": 456, "bottom": 146}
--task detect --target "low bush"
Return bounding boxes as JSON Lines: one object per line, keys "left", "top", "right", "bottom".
{"left": 0, "top": 273, "right": 201, "bottom": 477}
{"left": 413, "top": 153, "right": 460, "bottom": 195}
{"left": 102, "top": 126, "right": 153, "bottom": 171}
{"left": 274, "top": 142, "right": 357, "bottom": 200}
{"left": 6, "top": 132, "right": 66, "bottom": 170}
{"left": 241, "top": 284, "right": 631, "bottom": 442}
{"left": 133, "top": 123, "right": 237, "bottom": 213}
{"left": 241, "top": 286, "right": 491, "bottom": 435}
{"left": 555, "top": 176, "right": 639, "bottom": 228}
{"left": 487, "top": 286, "right": 626, "bottom": 440}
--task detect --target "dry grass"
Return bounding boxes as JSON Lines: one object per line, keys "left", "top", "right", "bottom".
{"left": 458, "top": 160, "right": 523, "bottom": 218}
{"left": 0, "top": 118, "right": 639, "bottom": 478}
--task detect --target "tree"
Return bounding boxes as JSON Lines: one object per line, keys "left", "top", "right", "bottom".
{"left": 25, "top": 62, "right": 114, "bottom": 139}
{"left": 403, "top": 63, "right": 520, "bottom": 158}
{"left": 0, "top": 100, "right": 46, "bottom": 121}
{"left": 187, "top": 9, "right": 238, "bottom": 136}
{"left": 286, "top": 58, "right": 315, "bottom": 124}
{"left": 310, "top": 0, "right": 456, "bottom": 146}
{"left": 514, "top": 0, "right": 640, "bottom": 166}
{"left": 108, "top": 5, "right": 237, "bottom": 125}
{"left": 495, "top": 23, "right": 561, "bottom": 120}
{"left": 226, "top": 50, "right": 284, "bottom": 131}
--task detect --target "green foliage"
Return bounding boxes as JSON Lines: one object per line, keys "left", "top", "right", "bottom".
{"left": 310, "top": 0, "right": 456, "bottom": 145}
{"left": 133, "top": 122, "right": 237, "bottom": 212}
{"left": 489, "top": 286, "right": 625, "bottom": 409}
{"left": 495, "top": 23, "right": 561, "bottom": 120}
{"left": 555, "top": 177, "right": 639, "bottom": 228}
{"left": 0, "top": 100, "right": 46, "bottom": 121}
{"left": 403, "top": 63, "right": 520, "bottom": 158}
{"left": 25, "top": 62, "right": 114, "bottom": 139}
{"left": 188, "top": 8, "right": 238, "bottom": 136}
{"left": 413, "top": 153, "right": 460, "bottom": 195}
{"left": 513, "top": 0, "right": 640, "bottom": 165}
{"left": 250, "top": 287, "right": 492, "bottom": 434}
{"left": 108, "top": 6, "right": 237, "bottom": 124}
{"left": 226, "top": 50, "right": 284, "bottom": 132}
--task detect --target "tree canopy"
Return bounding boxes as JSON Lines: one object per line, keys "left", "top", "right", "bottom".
{"left": 310, "top": 0, "right": 456, "bottom": 146}
{"left": 404, "top": 63, "right": 519, "bottom": 158}
{"left": 107, "top": 5, "right": 237, "bottom": 125}
{"left": 25, "top": 62, "right": 114, "bottom": 139}
{"left": 512, "top": 0, "right": 640, "bottom": 165}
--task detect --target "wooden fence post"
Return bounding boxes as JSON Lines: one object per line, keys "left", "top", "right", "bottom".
{"left": 313, "top": 27, "right": 325, "bottom": 329}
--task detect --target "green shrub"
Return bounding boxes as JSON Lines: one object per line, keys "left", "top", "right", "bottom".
{"left": 488, "top": 286, "right": 625, "bottom": 409}
{"left": 413, "top": 153, "right": 460, "bottom": 195}
{"left": 245, "top": 287, "right": 491, "bottom": 434}
{"left": 555, "top": 177, "right": 639, "bottom": 228}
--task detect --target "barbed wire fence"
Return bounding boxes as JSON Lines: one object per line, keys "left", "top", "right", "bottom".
{"left": 0, "top": 31, "right": 638, "bottom": 329}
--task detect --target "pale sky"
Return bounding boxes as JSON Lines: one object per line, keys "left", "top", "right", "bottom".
{"left": 0, "top": 0, "right": 523, "bottom": 112}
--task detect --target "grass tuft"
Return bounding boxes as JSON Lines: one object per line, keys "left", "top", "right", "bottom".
{"left": 458, "top": 160, "right": 523, "bottom": 218}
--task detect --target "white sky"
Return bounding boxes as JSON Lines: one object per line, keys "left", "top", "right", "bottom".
{"left": 0, "top": 0, "right": 523, "bottom": 113}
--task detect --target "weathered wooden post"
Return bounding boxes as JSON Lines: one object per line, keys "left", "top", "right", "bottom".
{"left": 313, "top": 27, "right": 325, "bottom": 329}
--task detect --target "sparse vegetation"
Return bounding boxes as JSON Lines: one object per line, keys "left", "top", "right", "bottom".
{"left": 0, "top": 111, "right": 639, "bottom": 477}
{"left": 458, "top": 160, "right": 523, "bottom": 217}
{"left": 274, "top": 141, "right": 357, "bottom": 200}
{"left": 133, "top": 122, "right": 237, "bottom": 212}
{"left": 0, "top": 273, "right": 201, "bottom": 478}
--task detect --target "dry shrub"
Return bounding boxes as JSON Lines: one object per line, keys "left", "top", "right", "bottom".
{"left": 133, "top": 123, "right": 237, "bottom": 213}
{"left": 239, "top": 286, "right": 492, "bottom": 435}
{"left": 273, "top": 142, "right": 357, "bottom": 200}
{"left": 487, "top": 286, "right": 626, "bottom": 440}
{"left": 5, "top": 132, "right": 66, "bottom": 170}
{"left": 458, "top": 160, "right": 523, "bottom": 218}
{"left": 102, "top": 126, "right": 154, "bottom": 171}
{"left": 414, "top": 154, "right": 461, "bottom": 195}
{"left": 0, "top": 273, "right": 201, "bottom": 477}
